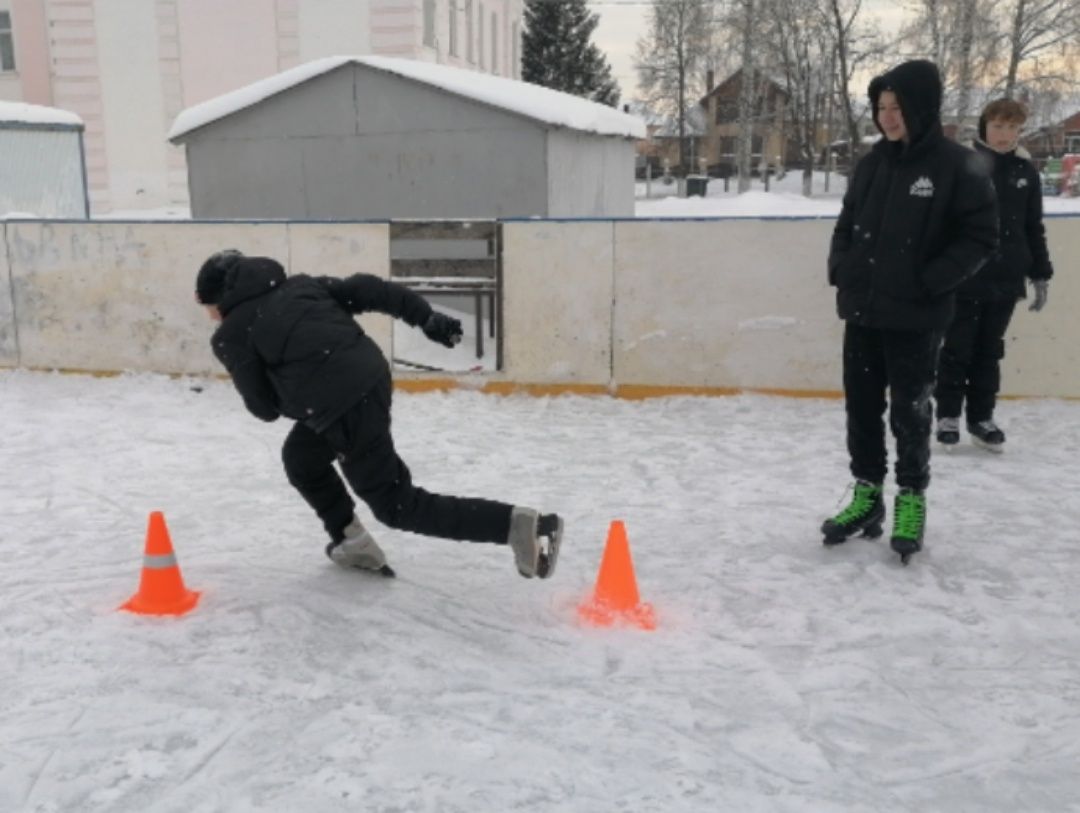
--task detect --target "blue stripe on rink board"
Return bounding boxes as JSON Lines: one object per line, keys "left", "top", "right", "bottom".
{"left": 143, "top": 553, "right": 178, "bottom": 569}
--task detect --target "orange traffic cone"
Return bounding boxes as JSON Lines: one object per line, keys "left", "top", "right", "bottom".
{"left": 578, "top": 520, "right": 656, "bottom": 630}
{"left": 120, "top": 511, "right": 200, "bottom": 616}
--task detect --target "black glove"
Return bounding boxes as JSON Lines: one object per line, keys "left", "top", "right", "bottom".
{"left": 1029, "top": 280, "right": 1049, "bottom": 312}
{"left": 422, "top": 311, "right": 463, "bottom": 348}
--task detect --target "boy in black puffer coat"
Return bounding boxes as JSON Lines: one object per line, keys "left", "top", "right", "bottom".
{"left": 195, "top": 250, "right": 563, "bottom": 580}
{"left": 821, "top": 60, "right": 998, "bottom": 563}
{"left": 934, "top": 98, "right": 1054, "bottom": 452}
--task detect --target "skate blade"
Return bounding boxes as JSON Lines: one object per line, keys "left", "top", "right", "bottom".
{"left": 823, "top": 522, "right": 882, "bottom": 547}
{"left": 891, "top": 542, "right": 920, "bottom": 565}
{"left": 535, "top": 517, "right": 564, "bottom": 579}
{"left": 971, "top": 437, "right": 1004, "bottom": 454}
{"left": 346, "top": 562, "right": 396, "bottom": 577}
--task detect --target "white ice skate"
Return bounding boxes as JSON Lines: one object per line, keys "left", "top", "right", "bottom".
{"left": 325, "top": 516, "right": 395, "bottom": 577}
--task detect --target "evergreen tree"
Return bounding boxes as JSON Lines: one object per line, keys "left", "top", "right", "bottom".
{"left": 523, "top": 0, "right": 621, "bottom": 107}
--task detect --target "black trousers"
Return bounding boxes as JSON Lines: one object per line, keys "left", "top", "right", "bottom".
{"left": 281, "top": 371, "right": 512, "bottom": 544}
{"left": 843, "top": 322, "right": 941, "bottom": 491}
{"left": 935, "top": 297, "right": 1017, "bottom": 423}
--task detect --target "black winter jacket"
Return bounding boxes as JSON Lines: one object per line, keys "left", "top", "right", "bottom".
{"left": 209, "top": 257, "right": 434, "bottom": 431}
{"left": 957, "top": 141, "right": 1054, "bottom": 301}
{"left": 828, "top": 60, "right": 998, "bottom": 332}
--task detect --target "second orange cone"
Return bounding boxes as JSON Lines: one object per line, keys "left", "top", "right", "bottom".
{"left": 578, "top": 520, "right": 656, "bottom": 630}
{"left": 120, "top": 511, "right": 201, "bottom": 616}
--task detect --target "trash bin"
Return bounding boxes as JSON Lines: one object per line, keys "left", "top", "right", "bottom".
{"left": 686, "top": 175, "right": 709, "bottom": 197}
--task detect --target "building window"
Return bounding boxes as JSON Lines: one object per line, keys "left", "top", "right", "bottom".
{"left": 0, "top": 11, "right": 16, "bottom": 72}
{"left": 510, "top": 21, "right": 518, "bottom": 78}
{"left": 465, "top": 0, "right": 474, "bottom": 63}
{"left": 478, "top": 3, "right": 484, "bottom": 68}
{"left": 449, "top": 1, "right": 458, "bottom": 56}
{"left": 717, "top": 100, "right": 738, "bottom": 124}
{"left": 1067, "top": 134, "right": 1080, "bottom": 153}
{"left": 423, "top": 0, "right": 436, "bottom": 48}
{"left": 490, "top": 11, "right": 497, "bottom": 75}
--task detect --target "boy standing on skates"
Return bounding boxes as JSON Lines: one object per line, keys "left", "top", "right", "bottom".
{"left": 934, "top": 98, "right": 1054, "bottom": 452}
{"left": 821, "top": 60, "right": 998, "bottom": 563}
{"left": 196, "top": 250, "right": 563, "bottom": 580}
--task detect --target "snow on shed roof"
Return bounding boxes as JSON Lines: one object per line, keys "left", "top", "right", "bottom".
{"left": 167, "top": 56, "right": 645, "bottom": 142}
{"left": 0, "top": 100, "right": 83, "bottom": 128}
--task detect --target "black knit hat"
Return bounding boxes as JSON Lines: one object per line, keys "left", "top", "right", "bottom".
{"left": 195, "top": 249, "right": 243, "bottom": 305}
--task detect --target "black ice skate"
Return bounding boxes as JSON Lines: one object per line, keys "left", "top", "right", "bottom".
{"left": 936, "top": 417, "right": 960, "bottom": 446}
{"left": 890, "top": 489, "right": 926, "bottom": 565}
{"left": 968, "top": 419, "right": 1005, "bottom": 453}
{"left": 821, "top": 481, "right": 885, "bottom": 546}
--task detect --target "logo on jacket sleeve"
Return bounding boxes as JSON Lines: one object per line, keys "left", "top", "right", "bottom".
{"left": 1017, "top": 177, "right": 1029, "bottom": 188}
{"left": 909, "top": 177, "right": 935, "bottom": 198}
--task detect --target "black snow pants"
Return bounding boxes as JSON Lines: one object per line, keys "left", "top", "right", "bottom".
{"left": 281, "top": 370, "right": 512, "bottom": 544}
{"left": 934, "top": 297, "right": 1017, "bottom": 424}
{"left": 843, "top": 322, "right": 941, "bottom": 492}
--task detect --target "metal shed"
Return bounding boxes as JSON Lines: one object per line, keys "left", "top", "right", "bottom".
{"left": 0, "top": 101, "right": 88, "bottom": 219}
{"left": 167, "top": 56, "right": 645, "bottom": 220}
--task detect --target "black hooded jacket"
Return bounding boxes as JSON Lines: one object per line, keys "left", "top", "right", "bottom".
{"left": 958, "top": 139, "right": 1053, "bottom": 300}
{"left": 209, "top": 257, "right": 433, "bottom": 431}
{"left": 828, "top": 60, "right": 998, "bottom": 332}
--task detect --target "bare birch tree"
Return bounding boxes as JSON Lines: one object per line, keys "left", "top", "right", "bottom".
{"left": 761, "top": 0, "right": 834, "bottom": 195}
{"left": 635, "top": 0, "right": 715, "bottom": 175}
{"left": 735, "top": 0, "right": 757, "bottom": 191}
{"left": 903, "top": 0, "right": 999, "bottom": 127}
{"left": 998, "top": 0, "right": 1080, "bottom": 96}
{"left": 824, "top": 0, "right": 883, "bottom": 165}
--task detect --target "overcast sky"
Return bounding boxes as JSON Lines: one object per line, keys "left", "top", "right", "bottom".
{"left": 591, "top": 0, "right": 914, "bottom": 102}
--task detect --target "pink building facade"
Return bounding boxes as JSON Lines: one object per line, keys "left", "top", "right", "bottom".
{"left": 0, "top": 0, "right": 523, "bottom": 213}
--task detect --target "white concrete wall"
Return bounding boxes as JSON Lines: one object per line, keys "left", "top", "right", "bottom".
{"left": 0, "top": 223, "right": 16, "bottom": 365}
{"left": 1, "top": 217, "right": 1078, "bottom": 399}
{"left": 612, "top": 219, "right": 844, "bottom": 391}
{"left": 2, "top": 222, "right": 389, "bottom": 374}
{"left": 1001, "top": 215, "right": 1080, "bottom": 397}
{"left": 503, "top": 221, "right": 614, "bottom": 384}
{"left": 95, "top": 0, "right": 169, "bottom": 211}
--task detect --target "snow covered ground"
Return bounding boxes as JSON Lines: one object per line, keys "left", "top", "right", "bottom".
{"left": 635, "top": 170, "right": 1080, "bottom": 218}
{"left": 3, "top": 369, "right": 1079, "bottom": 811}
{"left": 8, "top": 168, "right": 1079, "bottom": 221}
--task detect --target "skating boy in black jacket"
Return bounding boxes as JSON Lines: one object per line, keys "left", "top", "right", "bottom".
{"left": 821, "top": 60, "right": 997, "bottom": 563}
{"left": 196, "top": 250, "right": 563, "bottom": 579}
{"left": 934, "top": 98, "right": 1054, "bottom": 452}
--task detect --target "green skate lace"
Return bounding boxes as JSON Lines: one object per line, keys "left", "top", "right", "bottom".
{"left": 833, "top": 483, "right": 881, "bottom": 524}
{"left": 893, "top": 491, "right": 926, "bottom": 540}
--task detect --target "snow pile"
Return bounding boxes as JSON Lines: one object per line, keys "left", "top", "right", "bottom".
{"left": 0, "top": 99, "right": 83, "bottom": 128}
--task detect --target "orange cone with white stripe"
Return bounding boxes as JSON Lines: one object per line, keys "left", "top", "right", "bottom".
{"left": 120, "top": 511, "right": 200, "bottom": 616}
